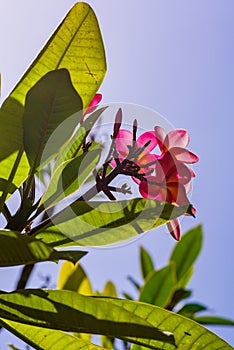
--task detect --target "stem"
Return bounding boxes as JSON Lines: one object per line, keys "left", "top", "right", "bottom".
{"left": 29, "top": 162, "right": 125, "bottom": 235}
{"left": 0, "top": 147, "right": 24, "bottom": 213}
{"left": 16, "top": 264, "right": 35, "bottom": 290}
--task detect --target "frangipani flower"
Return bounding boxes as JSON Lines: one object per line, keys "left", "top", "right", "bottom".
{"left": 111, "top": 122, "right": 198, "bottom": 241}
{"left": 155, "top": 126, "right": 199, "bottom": 164}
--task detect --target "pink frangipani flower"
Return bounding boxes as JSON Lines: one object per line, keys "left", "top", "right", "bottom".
{"left": 111, "top": 123, "right": 198, "bottom": 241}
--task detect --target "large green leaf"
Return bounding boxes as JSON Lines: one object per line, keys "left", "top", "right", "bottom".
{"left": 0, "top": 289, "right": 232, "bottom": 349}
{"left": 0, "top": 318, "right": 105, "bottom": 350}
{"left": 23, "top": 69, "right": 83, "bottom": 171}
{"left": 0, "top": 230, "right": 86, "bottom": 266}
{"left": 170, "top": 225, "right": 203, "bottom": 282}
{"left": 0, "top": 289, "right": 175, "bottom": 348}
{"left": 140, "top": 246, "right": 155, "bottom": 280}
{"left": 33, "top": 200, "right": 193, "bottom": 247}
{"left": 139, "top": 264, "right": 177, "bottom": 308}
{"left": 10, "top": 2, "right": 106, "bottom": 109}
{"left": 0, "top": 2, "right": 106, "bottom": 208}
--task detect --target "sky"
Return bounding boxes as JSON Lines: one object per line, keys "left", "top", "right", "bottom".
{"left": 0, "top": 0, "right": 234, "bottom": 348}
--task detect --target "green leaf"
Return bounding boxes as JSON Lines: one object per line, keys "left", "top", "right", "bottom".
{"left": 10, "top": 2, "right": 106, "bottom": 109}
{"left": 34, "top": 200, "right": 192, "bottom": 247}
{"left": 0, "top": 289, "right": 232, "bottom": 349}
{"left": 178, "top": 303, "right": 208, "bottom": 317}
{"left": 193, "top": 316, "right": 234, "bottom": 326}
{"left": 41, "top": 146, "right": 101, "bottom": 210}
{"left": 139, "top": 264, "right": 177, "bottom": 308}
{"left": 0, "top": 178, "right": 17, "bottom": 194}
{"left": 23, "top": 69, "right": 83, "bottom": 171}
{"left": 170, "top": 225, "right": 203, "bottom": 282}
{"left": 0, "top": 289, "right": 175, "bottom": 348}
{"left": 102, "top": 281, "right": 118, "bottom": 298}
{"left": 140, "top": 246, "right": 155, "bottom": 279}
{"left": 0, "top": 98, "right": 24, "bottom": 162}
{"left": 51, "top": 250, "right": 87, "bottom": 264}
{"left": 0, "top": 318, "right": 106, "bottom": 350}
{"left": 53, "top": 107, "right": 107, "bottom": 170}
{"left": 0, "top": 230, "right": 86, "bottom": 266}
{"left": 0, "top": 149, "right": 29, "bottom": 212}
{"left": 58, "top": 261, "right": 92, "bottom": 294}
{"left": 176, "top": 266, "right": 194, "bottom": 289}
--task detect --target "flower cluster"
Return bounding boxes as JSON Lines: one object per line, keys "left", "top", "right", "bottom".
{"left": 111, "top": 121, "right": 199, "bottom": 240}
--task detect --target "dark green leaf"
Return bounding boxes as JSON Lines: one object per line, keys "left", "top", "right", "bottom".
{"left": 34, "top": 200, "right": 192, "bottom": 247}
{"left": 140, "top": 246, "right": 155, "bottom": 279}
{"left": 0, "top": 178, "right": 17, "bottom": 194}
{"left": 194, "top": 316, "right": 234, "bottom": 326}
{"left": 127, "top": 276, "right": 141, "bottom": 291}
{"left": 23, "top": 69, "right": 82, "bottom": 171}
{"left": 139, "top": 264, "right": 176, "bottom": 308}
{"left": 170, "top": 225, "right": 203, "bottom": 282}
{"left": 50, "top": 250, "right": 87, "bottom": 264}
{"left": 166, "top": 289, "right": 192, "bottom": 311}
{"left": 178, "top": 303, "right": 208, "bottom": 317}
{"left": 0, "top": 230, "right": 86, "bottom": 266}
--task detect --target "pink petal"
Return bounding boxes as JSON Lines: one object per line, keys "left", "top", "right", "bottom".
{"left": 139, "top": 177, "right": 161, "bottom": 199}
{"left": 170, "top": 147, "right": 199, "bottom": 164}
{"left": 165, "top": 129, "right": 189, "bottom": 149}
{"left": 154, "top": 126, "right": 166, "bottom": 152}
{"left": 115, "top": 130, "right": 133, "bottom": 158}
{"left": 167, "top": 182, "right": 190, "bottom": 206}
{"left": 167, "top": 219, "right": 181, "bottom": 240}
{"left": 167, "top": 163, "right": 192, "bottom": 185}
{"left": 82, "top": 93, "right": 102, "bottom": 118}
{"left": 137, "top": 153, "right": 158, "bottom": 174}
{"left": 137, "top": 131, "right": 158, "bottom": 153}
{"left": 88, "top": 93, "right": 102, "bottom": 108}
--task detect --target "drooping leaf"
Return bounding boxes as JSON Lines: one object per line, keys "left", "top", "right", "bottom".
{"left": 0, "top": 230, "right": 86, "bottom": 266}
{"left": 0, "top": 318, "right": 106, "bottom": 350}
{"left": 139, "top": 264, "right": 177, "bottom": 308}
{"left": 140, "top": 246, "right": 155, "bottom": 280}
{"left": 34, "top": 200, "right": 193, "bottom": 247}
{"left": 0, "top": 289, "right": 232, "bottom": 349}
{"left": 170, "top": 225, "right": 203, "bottom": 282}
{"left": 10, "top": 2, "right": 106, "bottom": 109}
{"left": 23, "top": 69, "right": 83, "bottom": 171}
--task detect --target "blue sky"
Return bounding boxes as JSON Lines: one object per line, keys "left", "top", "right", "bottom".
{"left": 0, "top": 0, "right": 234, "bottom": 348}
